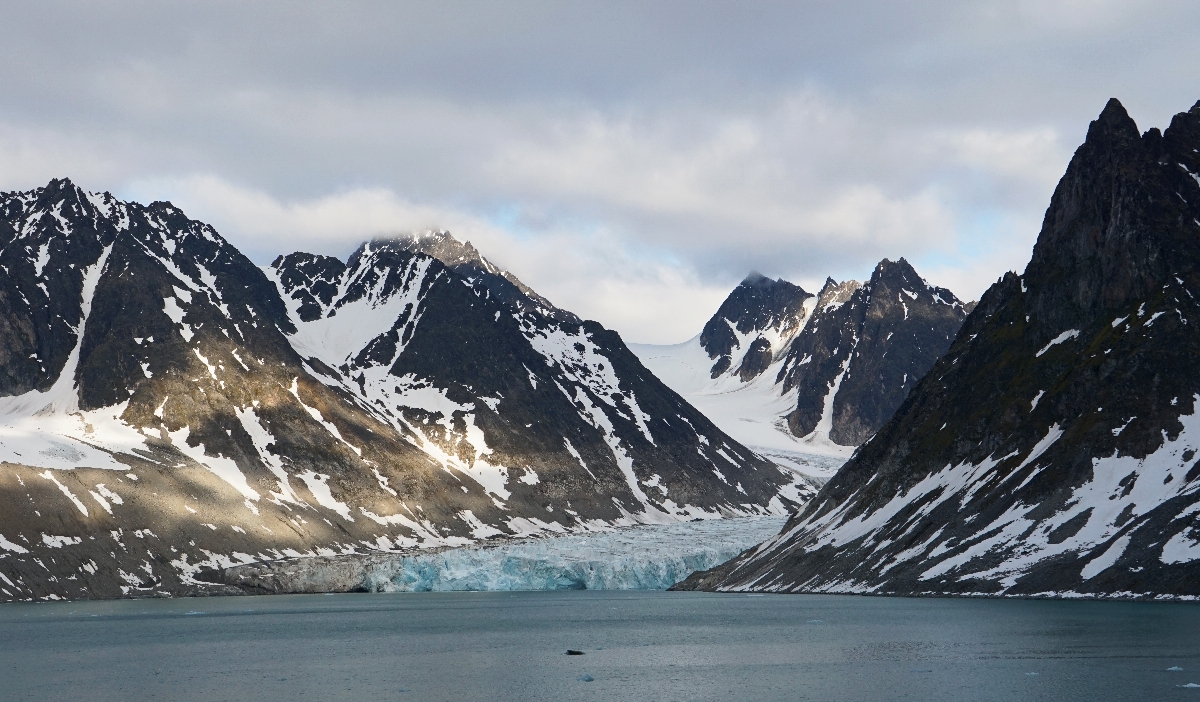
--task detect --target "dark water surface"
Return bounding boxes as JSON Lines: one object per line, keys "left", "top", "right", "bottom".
{"left": 1, "top": 591, "right": 1198, "bottom": 701}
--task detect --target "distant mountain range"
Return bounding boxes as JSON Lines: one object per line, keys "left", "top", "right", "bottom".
{"left": 631, "top": 259, "right": 970, "bottom": 471}
{"left": 0, "top": 182, "right": 811, "bottom": 601}
{"left": 678, "top": 98, "right": 1200, "bottom": 599}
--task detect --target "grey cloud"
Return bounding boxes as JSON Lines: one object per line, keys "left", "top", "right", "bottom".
{"left": 1, "top": 1, "right": 1199, "bottom": 341}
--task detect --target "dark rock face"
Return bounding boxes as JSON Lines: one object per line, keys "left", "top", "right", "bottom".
{"left": 699, "top": 273, "right": 813, "bottom": 380}
{"left": 0, "top": 182, "right": 806, "bottom": 601}
{"left": 778, "top": 262, "right": 968, "bottom": 445}
{"left": 677, "top": 98, "right": 1200, "bottom": 599}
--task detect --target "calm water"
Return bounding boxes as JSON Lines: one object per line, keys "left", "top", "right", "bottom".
{"left": 1, "top": 591, "right": 1198, "bottom": 701}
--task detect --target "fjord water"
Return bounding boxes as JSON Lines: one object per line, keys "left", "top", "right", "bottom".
{"left": 2, "top": 592, "right": 1197, "bottom": 701}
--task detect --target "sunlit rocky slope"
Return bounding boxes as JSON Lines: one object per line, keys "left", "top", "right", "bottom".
{"left": 0, "top": 181, "right": 812, "bottom": 601}
{"left": 677, "top": 98, "right": 1200, "bottom": 599}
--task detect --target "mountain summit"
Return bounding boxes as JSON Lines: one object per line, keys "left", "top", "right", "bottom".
{"left": 0, "top": 188, "right": 807, "bottom": 601}
{"left": 632, "top": 258, "right": 968, "bottom": 465}
{"left": 678, "top": 98, "right": 1200, "bottom": 598}
{"left": 777, "top": 258, "right": 970, "bottom": 446}
{"left": 699, "top": 274, "right": 813, "bottom": 381}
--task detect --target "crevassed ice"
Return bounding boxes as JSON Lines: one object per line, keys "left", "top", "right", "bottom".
{"left": 351, "top": 516, "right": 787, "bottom": 592}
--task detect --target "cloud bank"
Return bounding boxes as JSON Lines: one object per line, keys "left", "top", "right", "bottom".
{"left": 1, "top": 1, "right": 1197, "bottom": 341}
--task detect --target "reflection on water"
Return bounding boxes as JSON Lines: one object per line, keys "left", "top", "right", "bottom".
{"left": 2, "top": 591, "right": 1198, "bottom": 701}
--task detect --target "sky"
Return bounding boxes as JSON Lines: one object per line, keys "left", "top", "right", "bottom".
{"left": 1, "top": 1, "right": 1198, "bottom": 343}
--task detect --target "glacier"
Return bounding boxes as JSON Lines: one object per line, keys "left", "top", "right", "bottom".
{"left": 227, "top": 516, "right": 787, "bottom": 593}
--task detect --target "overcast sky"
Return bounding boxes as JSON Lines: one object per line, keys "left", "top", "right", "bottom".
{"left": 2, "top": 1, "right": 1198, "bottom": 342}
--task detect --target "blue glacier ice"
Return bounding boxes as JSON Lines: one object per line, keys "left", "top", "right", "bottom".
{"left": 357, "top": 516, "right": 787, "bottom": 592}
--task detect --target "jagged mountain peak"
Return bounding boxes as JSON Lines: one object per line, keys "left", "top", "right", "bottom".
{"left": 1088, "top": 97, "right": 1139, "bottom": 144}
{"left": 866, "top": 258, "right": 968, "bottom": 315}
{"left": 813, "top": 277, "right": 861, "bottom": 311}
{"left": 0, "top": 182, "right": 812, "bottom": 601}
{"left": 871, "top": 257, "right": 914, "bottom": 280}
{"left": 698, "top": 273, "right": 813, "bottom": 381}
{"left": 682, "top": 96, "right": 1200, "bottom": 599}
{"left": 1026, "top": 93, "right": 1200, "bottom": 326}
{"left": 358, "top": 231, "right": 577, "bottom": 323}
{"left": 779, "top": 258, "right": 966, "bottom": 446}
{"left": 385, "top": 230, "right": 490, "bottom": 270}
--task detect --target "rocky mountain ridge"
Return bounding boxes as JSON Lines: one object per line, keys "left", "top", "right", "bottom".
{"left": 676, "top": 98, "right": 1200, "bottom": 599}
{"left": 632, "top": 259, "right": 969, "bottom": 466}
{"left": 0, "top": 181, "right": 810, "bottom": 601}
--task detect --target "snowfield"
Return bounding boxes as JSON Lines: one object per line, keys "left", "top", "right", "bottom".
{"left": 629, "top": 335, "right": 854, "bottom": 470}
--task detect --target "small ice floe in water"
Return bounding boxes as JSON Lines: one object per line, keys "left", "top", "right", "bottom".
{"left": 183, "top": 611, "right": 205, "bottom": 616}
{"left": 577, "top": 674, "right": 595, "bottom": 682}
{"left": 1025, "top": 672, "right": 1039, "bottom": 677}
{"left": 1179, "top": 683, "right": 1200, "bottom": 688}
{"left": 1169, "top": 667, "right": 1185, "bottom": 671}
{"left": 807, "top": 619, "right": 823, "bottom": 623}
{"left": 566, "top": 650, "right": 584, "bottom": 655}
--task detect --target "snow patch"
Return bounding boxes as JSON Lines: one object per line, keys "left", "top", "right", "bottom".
{"left": 1036, "top": 330, "right": 1080, "bottom": 357}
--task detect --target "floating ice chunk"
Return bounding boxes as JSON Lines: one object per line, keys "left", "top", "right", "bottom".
{"left": 577, "top": 674, "right": 594, "bottom": 682}
{"left": 1169, "top": 666, "right": 1184, "bottom": 671}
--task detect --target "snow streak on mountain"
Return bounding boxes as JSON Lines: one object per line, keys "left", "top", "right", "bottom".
{"left": 0, "top": 184, "right": 811, "bottom": 601}
{"left": 678, "top": 99, "right": 1200, "bottom": 599}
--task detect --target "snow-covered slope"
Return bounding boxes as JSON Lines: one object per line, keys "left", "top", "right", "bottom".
{"left": 0, "top": 183, "right": 815, "bottom": 602}
{"left": 629, "top": 331, "right": 849, "bottom": 478}
{"left": 677, "top": 98, "right": 1200, "bottom": 599}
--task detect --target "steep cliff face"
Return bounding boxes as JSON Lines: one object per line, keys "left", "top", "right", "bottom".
{"left": 678, "top": 99, "right": 1200, "bottom": 599}
{"left": 0, "top": 182, "right": 806, "bottom": 602}
{"left": 779, "top": 260, "right": 969, "bottom": 446}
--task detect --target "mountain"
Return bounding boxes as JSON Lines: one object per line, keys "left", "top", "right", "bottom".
{"left": 676, "top": 98, "right": 1200, "bottom": 599}
{"left": 0, "top": 182, "right": 811, "bottom": 602}
{"left": 631, "top": 260, "right": 969, "bottom": 472}
{"left": 381, "top": 230, "right": 578, "bottom": 323}
{"left": 698, "top": 273, "right": 814, "bottom": 382}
